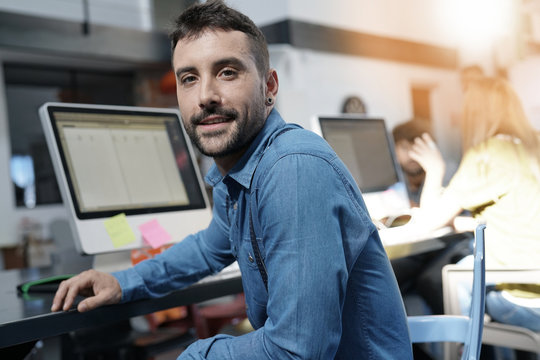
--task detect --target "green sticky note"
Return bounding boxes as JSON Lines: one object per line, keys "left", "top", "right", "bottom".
{"left": 104, "top": 213, "right": 135, "bottom": 248}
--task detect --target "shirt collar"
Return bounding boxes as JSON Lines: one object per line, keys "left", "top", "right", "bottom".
{"left": 204, "top": 109, "right": 286, "bottom": 189}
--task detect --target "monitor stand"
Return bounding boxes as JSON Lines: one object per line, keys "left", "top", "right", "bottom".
{"left": 92, "top": 251, "right": 133, "bottom": 273}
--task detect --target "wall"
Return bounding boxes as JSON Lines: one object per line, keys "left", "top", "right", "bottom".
{"left": 270, "top": 45, "right": 461, "bottom": 144}
{"left": 0, "top": 0, "right": 153, "bottom": 31}
{"left": 231, "top": 0, "right": 454, "bottom": 47}
{"left": 509, "top": 55, "right": 540, "bottom": 130}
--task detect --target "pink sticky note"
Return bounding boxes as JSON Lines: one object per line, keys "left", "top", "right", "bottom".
{"left": 138, "top": 219, "right": 172, "bottom": 249}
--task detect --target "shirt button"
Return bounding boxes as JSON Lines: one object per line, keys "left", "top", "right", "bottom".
{"left": 248, "top": 254, "right": 254, "bottom": 263}
{"left": 233, "top": 202, "right": 238, "bottom": 210}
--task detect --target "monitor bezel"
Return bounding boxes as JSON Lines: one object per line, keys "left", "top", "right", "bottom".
{"left": 43, "top": 103, "right": 208, "bottom": 221}
{"left": 40, "top": 102, "right": 214, "bottom": 257}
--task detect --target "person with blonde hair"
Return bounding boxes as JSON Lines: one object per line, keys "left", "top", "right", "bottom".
{"left": 409, "top": 77, "right": 540, "bottom": 333}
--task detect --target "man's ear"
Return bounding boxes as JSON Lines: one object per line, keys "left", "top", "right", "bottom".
{"left": 266, "top": 69, "right": 279, "bottom": 98}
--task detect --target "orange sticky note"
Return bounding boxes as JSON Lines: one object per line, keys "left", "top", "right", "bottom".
{"left": 138, "top": 219, "right": 171, "bottom": 249}
{"left": 104, "top": 213, "right": 136, "bottom": 248}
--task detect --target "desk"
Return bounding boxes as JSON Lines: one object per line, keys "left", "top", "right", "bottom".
{"left": 381, "top": 226, "right": 468, "bottom": 260}
{"left": 0, "top": 266, "right": 243, "bottom": 348}
{"left": 0, "top": 230, "right": 465, "bottom": 349}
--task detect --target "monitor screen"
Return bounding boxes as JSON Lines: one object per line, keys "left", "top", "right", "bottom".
{"left": 40, "top": 103, "right": 212, "bottom": 257}
{"left": 311, "top": 115, "right": 410, "bottom": 220}
{"left": 318, "top": 117, "right": 399, "bottom": 192}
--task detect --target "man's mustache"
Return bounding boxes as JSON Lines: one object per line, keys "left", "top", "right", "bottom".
{"left": 190, "top": 108, "right": 239, "bottom": 125}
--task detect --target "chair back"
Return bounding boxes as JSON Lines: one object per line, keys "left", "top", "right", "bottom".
{"left": 407, "top": 224, "right": 486, "bottom": 360}
{"left": 462, "top": 224, "right": 486, "bottom": 359}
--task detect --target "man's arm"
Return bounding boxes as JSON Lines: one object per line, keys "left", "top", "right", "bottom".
{"left": 254, "top": 154, "right": 353, "bottom": 358}
{"left": 52, "top": 186, "right": 233, "bottom": 310}
{"left": 50, "top": 225, "right": 229, "bottom": 312}
{"left": 113, "top": 225, "right": 234, "bottom": 302}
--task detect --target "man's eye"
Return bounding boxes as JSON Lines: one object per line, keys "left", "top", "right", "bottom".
{"left": 181, "top": 75, "right": 197, "bottom": 84}
{"left": 221, "top": 69, "right": 237, "bottom": 78}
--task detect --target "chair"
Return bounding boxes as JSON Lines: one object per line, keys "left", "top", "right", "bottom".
{"left": 408, "top": 224, "right": 486, "bottom": 360}
{"left": 190, "top": 293, "right": 248, "bottom": 338}
{"left": 444, "top": 266, "right": 540, "bottom": 358}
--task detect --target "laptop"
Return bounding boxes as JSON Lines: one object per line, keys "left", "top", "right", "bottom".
{"left": 311, "top": 115, "right": 411, "bottom": 225}
{"left": 311, "top": 115, "right": 454, "bottom": 245}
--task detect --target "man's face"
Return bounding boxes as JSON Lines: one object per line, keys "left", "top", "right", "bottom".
{"left": 172, "top": 30, "right": 268, "bottom": 159}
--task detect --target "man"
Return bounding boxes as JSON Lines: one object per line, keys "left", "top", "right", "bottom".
{"left": 52, "top": 1, "right": 412, "bottom": 358}
{"left": 391, "top": 119, "right": 470, "bottom": 317}
{"left": 392, "top": 118, "right": 433, "bottom": 207}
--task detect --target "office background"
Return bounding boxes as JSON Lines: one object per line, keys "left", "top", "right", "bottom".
{"left": 1, "top": 0, "right": 540, "bottom": 268}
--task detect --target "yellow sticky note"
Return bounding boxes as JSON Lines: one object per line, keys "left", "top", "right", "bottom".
{"left": 104, "top": 213, "right": 135, "bottom": 248}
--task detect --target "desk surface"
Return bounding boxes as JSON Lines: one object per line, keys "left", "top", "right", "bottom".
{"left": 0, "top": 229, "right": 466, "bottom": 349}
{"left": 381, "top": 226, "right": 464, "bottom": 259}
{"left": 0, "top": 266, "right": 243, "bottom": 348}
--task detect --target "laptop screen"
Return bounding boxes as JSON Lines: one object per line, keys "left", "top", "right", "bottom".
{"left": 313, "top": 116, "right": 410, "bottom": 220}
{"left": 319, "top": 117, "right": 399, "bottom": 192}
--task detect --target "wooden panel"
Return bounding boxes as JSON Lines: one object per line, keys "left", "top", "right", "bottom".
{"left": 411, "top": 87, "right": 432, "bottom": 120}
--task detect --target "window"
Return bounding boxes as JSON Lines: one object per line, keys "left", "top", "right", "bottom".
{"left": 4, "top": 64, "right": 135, "bottom": 208}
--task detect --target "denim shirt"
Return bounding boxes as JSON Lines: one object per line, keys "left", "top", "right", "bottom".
{"left": 113, "top": 110, "right": 412, "bottom": 359}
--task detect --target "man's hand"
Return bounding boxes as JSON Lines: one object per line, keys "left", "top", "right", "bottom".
{"left": 51, "top": 269, "right": 122, "bottom": 313}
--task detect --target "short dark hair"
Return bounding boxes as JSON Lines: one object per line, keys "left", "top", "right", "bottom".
{"left": 392, "top": 118, "right": 432, "bottom": 143}
{"left": 169, "top": 0, "right": 269, "bottom": 76}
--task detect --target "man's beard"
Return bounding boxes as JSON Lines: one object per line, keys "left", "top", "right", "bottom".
{"left": 186, "top": 104, "right": 266, "bottom": 158}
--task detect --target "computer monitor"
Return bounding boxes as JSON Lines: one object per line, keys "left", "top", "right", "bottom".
{"left": 39, "top": 103, "right": 212, "bottom": 270}
{"left": 311, "top": 115, "right": 410, "bottom": 221}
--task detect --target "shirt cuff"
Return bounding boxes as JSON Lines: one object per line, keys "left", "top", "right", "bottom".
{"left": 111, "top": 267, "right": 145, "bottom": 303}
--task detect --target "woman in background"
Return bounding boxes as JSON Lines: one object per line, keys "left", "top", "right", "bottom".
{"left": 409, "top": 77, "right": 540, "bottom": 332}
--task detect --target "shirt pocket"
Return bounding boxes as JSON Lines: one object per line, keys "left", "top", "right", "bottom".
{"left": 238, "top": 234, "right": 268, "bottom": 306}
{"left": 239, "top": 233, "right": 265, "bottom": 270}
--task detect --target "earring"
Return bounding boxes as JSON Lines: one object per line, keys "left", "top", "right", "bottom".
{"left": 265, "top": 97, "right": 273, "bottom": 106}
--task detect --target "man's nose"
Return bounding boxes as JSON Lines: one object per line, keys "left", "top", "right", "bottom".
{"left": 199, "top": 78, "right": 221, "bottom": 109}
